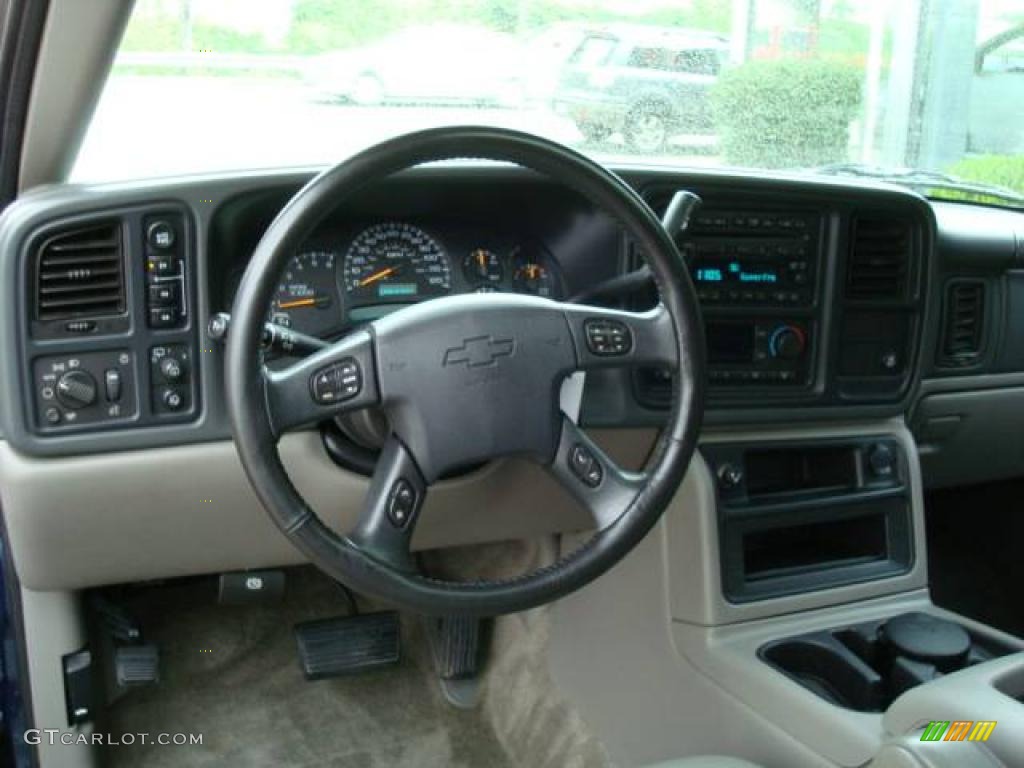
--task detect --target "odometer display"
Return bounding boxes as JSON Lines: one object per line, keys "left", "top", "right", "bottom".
{"left": 342, "top": 222, "right": 450, "bottom": 304}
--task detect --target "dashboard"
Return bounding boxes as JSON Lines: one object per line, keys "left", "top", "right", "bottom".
{"left": 0, "top": 164, "right": 1020, "bottom": 473}
{"left": 2, "top": 162, "right": 1024, "bottom": 595}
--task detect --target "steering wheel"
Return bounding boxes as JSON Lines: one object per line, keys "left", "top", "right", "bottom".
{"left": 226, "top": 127, "right": 705, "bottom": 616}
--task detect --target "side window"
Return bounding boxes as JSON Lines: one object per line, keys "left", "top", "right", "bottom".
{"left": 626, "top": 47, "right": 671, "bottom": 71}
{"left": 979, "top": 35, "right": 1024, "bottom": 74}
{"left": 570, "top": 36, "right": 616, "bottom": 68}
{"left": 672, "top": 48, "right": 722, "bottom": 76}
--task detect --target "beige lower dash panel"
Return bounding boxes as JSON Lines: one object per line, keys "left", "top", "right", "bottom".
{"left": 0, "top": 429, "right": 656, "bottom": 591}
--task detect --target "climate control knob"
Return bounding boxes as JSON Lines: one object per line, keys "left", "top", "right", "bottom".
{"left": 56, "top": 370, "right": 98, "bottom": 409}
{"left": 769, "top": 325, "right": 806, "bottom": 360}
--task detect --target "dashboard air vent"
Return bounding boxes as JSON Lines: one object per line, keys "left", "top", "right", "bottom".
{"left": 846, "top": 216, "right": 912, "bottom": 301}
{"left": 939, "top": 281, "right": 985, "bottom": 367}
{"left": 34, "top": 222, "right": 125, "bottom": 321}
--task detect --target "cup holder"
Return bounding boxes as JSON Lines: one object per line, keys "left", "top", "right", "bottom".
{"left": 760, "top": 612, "right": 1015, "bottom": 712}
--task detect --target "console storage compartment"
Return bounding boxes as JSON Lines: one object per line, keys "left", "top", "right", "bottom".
{"left": 704, "top": 438, "right": 913, "bottom": 602}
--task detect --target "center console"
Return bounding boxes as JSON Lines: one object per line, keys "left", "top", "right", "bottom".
{"left": 703, "top": 438, "right": 913, "bottom": 602}
{"left": 760, "top": 611, "right": 1017, "bottom": 713}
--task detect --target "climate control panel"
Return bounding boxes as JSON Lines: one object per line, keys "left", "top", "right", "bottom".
{"left": 706, "top": 319, "right": 812, "bottom": 386}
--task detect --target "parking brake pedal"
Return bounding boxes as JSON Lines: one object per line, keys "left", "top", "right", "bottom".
{"left": 294, "top": 612, "right": 400, "bottom": 680}
{"left": 90, "top": 595, "right": 160, "bottom": 700}
{"left": 115, "top": 644, "right": 160, "bottom": 687}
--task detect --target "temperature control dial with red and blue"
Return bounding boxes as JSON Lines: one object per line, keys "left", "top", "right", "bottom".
{"left": 769, "top": 324, "right": 807, "bottom": 360}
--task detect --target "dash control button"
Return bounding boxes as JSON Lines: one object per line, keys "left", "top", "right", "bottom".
{"left": 387, "top": 478, "right": 418, "bottom": 528}
{"left": 310, "top": 358, "right": 361, "bottom": 405}
{"left": 147, "top": 220, "right": 176, "bottom": 251}
{"left": 584, "top": 319, "right": 633, "bottom": 357}
{"left": 569, "top": 444, "right": 604, "bottom": 488}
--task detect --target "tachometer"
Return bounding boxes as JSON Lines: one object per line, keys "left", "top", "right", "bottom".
{"left": 342, "top": 222, "right": 450, "bottom": 304}
{"left": 271, "top": 250, "right": 343, "bottom": 338}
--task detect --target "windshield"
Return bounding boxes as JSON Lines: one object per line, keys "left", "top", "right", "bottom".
{"left": 73, "top": 0, "right": 1024, "bottom": 208}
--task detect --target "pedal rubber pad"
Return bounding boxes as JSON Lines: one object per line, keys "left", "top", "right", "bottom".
{"left": 429, "top": 616, "right": 483, "bottom": 680}
{"left": 114, "top": 644, "right": 160, "bottom": 686}
{"left": 295, "top": 612, "right": 400, "bottom": 680}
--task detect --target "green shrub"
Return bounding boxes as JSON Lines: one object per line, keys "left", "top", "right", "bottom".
{"left": 945, "top": 154, "right": 1024, "bottom": 196}
{"left": 712, "top": 58, "right": 862, "bottom": 169}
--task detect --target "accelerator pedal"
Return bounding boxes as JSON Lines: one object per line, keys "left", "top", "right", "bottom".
{"left": 427, "top": 615, "right": 489, "bottom": 709}
{"left": 294, "top": 612, "right": 400, "bottom": 680}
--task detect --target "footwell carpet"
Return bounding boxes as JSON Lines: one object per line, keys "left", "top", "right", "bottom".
{"left": 99, "top": 569, "right": 514, "bottom": 768}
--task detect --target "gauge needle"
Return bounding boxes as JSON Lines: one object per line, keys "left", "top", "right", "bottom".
{"left": 358, "top": 266, "right": 399, "bottom": 287}
{"left": 277, "top": 297, "right": 319, "bottom": 310}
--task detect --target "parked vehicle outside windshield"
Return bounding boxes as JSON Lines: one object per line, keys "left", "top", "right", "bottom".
{"left": 73, "top": 0, "right": 1024, "bottom": 209}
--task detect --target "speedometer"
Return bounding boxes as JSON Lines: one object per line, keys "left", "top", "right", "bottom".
{"left": 342, "top": 222, "right": 450, "bottom": 304}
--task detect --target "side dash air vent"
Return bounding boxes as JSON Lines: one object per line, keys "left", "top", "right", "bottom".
{"left": 846, "top": 216, "right": 912, "bottom": 301}
{"left": 939, "top": 281, "right": 985, "bottom": 367}
{"left": 35, "top": 222, "right": 125, "bottom": 321}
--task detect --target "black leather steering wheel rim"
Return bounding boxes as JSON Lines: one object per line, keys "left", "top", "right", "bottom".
{"left": 226, "top": 126, "right": 705, "bottom": 616}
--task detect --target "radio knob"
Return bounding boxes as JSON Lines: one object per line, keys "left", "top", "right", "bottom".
{"left": 56, "top": 370, "right": 98, "bottom": 409}
{"left": 769, "top": 325, "right": 806, "bottom": 360}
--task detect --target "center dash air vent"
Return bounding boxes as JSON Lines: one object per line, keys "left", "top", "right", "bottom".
{"left": 939, "top": 280, "right": 985, "bottom": 367}
{"left": 846, "top": 216, "right": 912, "bottom": 301}
{"left": 34, "top": 222, "right": 125, "bottom": 321}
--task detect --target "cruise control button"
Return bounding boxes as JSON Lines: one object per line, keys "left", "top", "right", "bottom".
{"left": 569, "top": 444, "right": 603, "bottom": 488}
{"left": 310, "top": 358, "right": 362, "bottom": 405}
{"left": 387, "top": 478, "right": 418, "bottom": 528}
{"left": 584, "top": 319, "right": 633, "bottom": 357}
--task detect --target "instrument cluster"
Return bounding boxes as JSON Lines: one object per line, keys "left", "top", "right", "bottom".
{"left": 237, "top": 220, "right": 564, "bottom": 340}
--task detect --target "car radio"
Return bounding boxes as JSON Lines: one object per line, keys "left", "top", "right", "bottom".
{"left": 705, "top": 319, "right": 812, "bottom": 386}
{"left": 685, "top": 209, "right": 820, "bottom": 307}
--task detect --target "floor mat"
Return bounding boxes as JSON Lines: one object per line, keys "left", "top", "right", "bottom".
{"left": 98, "top": 569, "right": 514, "bottom": 768}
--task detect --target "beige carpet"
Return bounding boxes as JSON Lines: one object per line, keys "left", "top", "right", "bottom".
{"left": 98, "top": 545, "right": 612, "bottom": 768}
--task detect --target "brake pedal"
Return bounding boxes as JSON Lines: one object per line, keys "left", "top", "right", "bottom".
{"left": 294, "top": 612, "right": 400, "bottom": 680}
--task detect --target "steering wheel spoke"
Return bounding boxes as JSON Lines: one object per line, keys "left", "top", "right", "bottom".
{"left": 548, "top": 416, "right": 647, "bottom": 531}
{"left": 345, "top": 436, "right": 426, "bottom": 572}
{"left": 263, "top": 329, "right": 379, "bottom": 437}
{"left": 562, "top": 302, "right": 678, "bottom": 372}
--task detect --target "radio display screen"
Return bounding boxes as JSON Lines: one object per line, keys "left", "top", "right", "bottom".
{"left": 694, "top": 259, "right": 780, "bottom": 285}
{"left": 707, "top": 323, "right": 754, "bottom": 364}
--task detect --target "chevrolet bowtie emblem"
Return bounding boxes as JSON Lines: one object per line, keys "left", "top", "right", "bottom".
{"left": 443, "top": 335, "right": 515, "bottom": 368}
